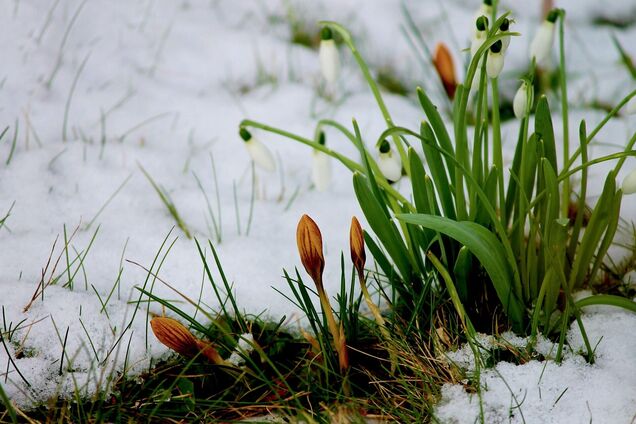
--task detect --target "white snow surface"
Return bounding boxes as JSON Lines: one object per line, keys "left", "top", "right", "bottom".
{"left": 0, "top": 0, "right": 635, "bottom": 420}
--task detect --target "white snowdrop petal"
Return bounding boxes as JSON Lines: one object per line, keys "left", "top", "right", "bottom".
{"left": 501, "top": 34, "right": 511, "bottom": 52}
{"left": 245, "top": 138, "right": 276, "bottom": 172}
{"left": 319, "top": 39, "right": 340, "bottom": 84}
{"left": 622, "top": 169, "right": 636, "bottom": 194}
{"left": 486, "top": 51, "right": 504, "bottom": 79}
{"left": 513, "top": 82, "right": 529, "bottom": 119}
{"left": 530, "top": 21, "right": 555, "bottom": 64}
{"left": 471, "top": 31, "right": 486, "bottom": 58}
{"left": 312, "top": 150, "right": 332, "bottom": 191}
{"left": 378, "top": 152, "right": 402, "bottom": 182}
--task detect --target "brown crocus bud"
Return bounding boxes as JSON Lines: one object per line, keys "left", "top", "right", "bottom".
{"left": 433, "top": 42, "right": 457, "bottom": 100}
{"left": 349, "top": 217, "right": 366, "bottom": 279}
{"left": 196, "top": 340, "right": 225, "bottom": 365}
{"left": 296, "top": 214, "right": 325, "bottom": 287}
{"left": 150, "top": 317, "right": 199, "bottom": 357}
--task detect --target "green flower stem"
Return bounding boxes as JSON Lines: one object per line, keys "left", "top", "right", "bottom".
{"left": 563, "top": 89, "right": 636, "bottom": 173}
{"left": 558, "top": 10, "right": 570, "bottom": 218}
{"left": 455, "top": 21, "right": 517, "bottom": 219}
{"left": 491, "top": 78, "right": 505, "bottom": 222}
{"left": 320, "top": 21, "right": 410, "bottom": 176}
{"left": 613, "top": 131, "right": 636, "bottom": 174}
{"left": 240, "top": 119, "right": 413, "bottom": 208}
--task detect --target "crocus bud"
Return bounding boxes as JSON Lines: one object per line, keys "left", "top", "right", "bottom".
{"left": 312, "top": 132, "right": 331, "bottom": 191}
{"left": 486, "top": 41, "right": 505, "bottom": 79}
{"left": 471, "top": 16, "right": 489, "bottom": 57}
{"left": 319, "top": 27, "right": 339, "bottom": 84}
{"left": 513, "top": 80, "right": 533, "bottom": 119}
{"left": 151, "top": 317, "right": 199, "bottom": 357}
{"left": 530, "top": 10, "right": 558, "bottom": 65}
{"left": 296, "top": 214, "right": 325, "bottom": 287}
{"left": 349, "top": 216, "right": 366, "bottom": 278}
{"left": 433, "top": 42, "right": 457, "bottom": 99}
{"left": 240, "top": 128, "right": 276, "bottom": 172}
{"left": 377, "top": 140, "right": 402, "bottom": 182}
{"left": 622, "top": 169, "right": 636, "bottom": 195}
{"left": 499, "top": 18, "right": 511, "bottom": 52}
{"left": 626, "top": 95, "right": 636, "bottom": 115}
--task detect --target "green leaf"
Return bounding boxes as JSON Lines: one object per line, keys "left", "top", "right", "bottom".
{"left": 575, "top": 294, "right": 636, "bottom": 314}
{"left": 535, "top": 97, "right": 557, "bottom": 172}
{"left": 420, "top": 122, "right": 456, "bottom": 219}
{"left": 353, "top": 173, "right": 411, "bottom": 281}
{"left": 416, "top": 88, "right": 455, "bottom": 164}
{"left": 453, "top": 246, "right": 472, "bottom": 301}
{"left": 568, "top": 171, "right": 617, "bottom": 289}
{"left": 396, "top": 214, "right": 525, "bottom": 331}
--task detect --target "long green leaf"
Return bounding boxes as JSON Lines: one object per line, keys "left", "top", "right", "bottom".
{"left": 396, "top": 214, "right": 525, "bottom": 331}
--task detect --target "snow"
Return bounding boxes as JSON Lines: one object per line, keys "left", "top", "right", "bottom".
{"left": 0, "top": 0, "right": 635, "bottom": 420}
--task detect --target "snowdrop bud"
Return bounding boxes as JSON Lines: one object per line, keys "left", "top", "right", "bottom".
{"left": 499, "top": 18, "right": 511, "bottom": 52}
{"left": 239, "top": 128, "right": 276, "bottom": 172}
{"left": 627, "top": 95, "right": 636, "bottom": 115}
{"left": 530, "top": 10, "right": 558, "bottom": 65}
{"left": 513, "top": 80, "right": 533, "bottom": 119}
{"left": 622, "top": 169, "right": 636, "bottom": 195}
{"left": 377, "top": 140, "right": 402, "bottom": 182}
{"left": 486, "top": 41, "right": 505, "bottom": 79}
{"left": 471, "top": 16, "right": 489, "bottom": 57}
{"left": 312, "top": 132, "right": 331, "bottom": 191}
{"left": 319, "top": 27, "right": 339, "bottom": 84}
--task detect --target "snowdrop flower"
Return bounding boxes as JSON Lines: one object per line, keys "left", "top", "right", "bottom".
{"left": 627, "top": 95, "right": 636, "bottom": 115}
{"left": 471, "top": 16, "right": 489, "bottom": 58}
{"left": 312, "top": 132, "right": 331, "bottom": 191}
{"left": 486, "top": 41, "right": 505, "bottom": 79}
{"left": 239, "top": 128, "right": 275, "bottom": 172}
{"left": 499, "top": 18, "right": 511, "bottom": 52}
{"left": 473, "top": 0, "right": 492, "bottom": 24}
{"left": 377, "top": 140, "right": 402, "bottom": 182}
{"left": 622, "top": 169, "right": 636, "bottom": 195}
{"left": 513, "top": 80, "right": 533, "bottom": 119}
{"left": 530, "top": 10, "right": 558, "bottom": 65}
{"left": 319, "top": 27, "right": 339, "bottom": 84}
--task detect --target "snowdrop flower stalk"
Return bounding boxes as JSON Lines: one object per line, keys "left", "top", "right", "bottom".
{"left": 239, "top": 128, "right": 276, "bottom": 172}
{"left": 312, "top": 132, "right": 332, "bottom": 191}
{"left": 377, "top": 139, "right": 402, "bottom": 182}
{"left": 319, "top": 27, "right": 339, "bottom": 84}
{"left": 623, "top": 169, "right": 636, "bottom": 195}
{"left": 530, "top": 9, "right": 559, "bottom": 65}
{"left": 513, "top": 79, "right": 534, "bottom": 119}
{"left": 486, "top": 40, "right": 505, "bottom": 79}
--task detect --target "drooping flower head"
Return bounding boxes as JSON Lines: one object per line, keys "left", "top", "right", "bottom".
{"left": 319, "top": 27, "right": 340, "bottom": 84}
{"left": 513, "top": 79, "right": 533, "bottom": 119}
{"left": 239, "top": 127, "right": 276, "bottom": 172}
{"left": 486, "top": 40, "right": 505, "bottom": 79}
{"left": 312, "top": 131, "right": 332, "bottom": 191}
{"left": 377, "top": 139, "right": 402, "bottom": 182}
{"left": 530, "top": 9, "right": 559, "bottom": 65}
